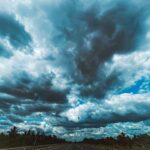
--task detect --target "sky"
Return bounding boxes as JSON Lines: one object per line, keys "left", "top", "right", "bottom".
{"left": 0, "top": 0, "right": 150, "bottom": 142}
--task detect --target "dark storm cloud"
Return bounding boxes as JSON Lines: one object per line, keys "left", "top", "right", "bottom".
{"left": 0, "top": 121, "right": 12, "bottom": 126}
{"left": 0, "top": 72, "right": 68, "bottom": 103}
{"left": 6, "top": 114, "right": 23, "bottom": 123}
{"left": 0, "top": 94, "right": 67, "bottom": 124}
{"left": 79, "top": 71, "right": 119, "bottom": 98}
{"left": 43, "top": 0, "right": 148, "bottom": 99}
{"left": 75, "top": 4, "right": 145, "bottom": 78}
{"left": 0, "top": 0, "right": 150, "bottom": 140}
{"left": 11, "top": 103, "right": 61, "bottom": 116}
{"left": 58, "top": 103, "right": 150, "bottom": 130}
{"left": 0, "top": 93, "right": 68, "bottom": 124}
{"left": 0, "top": 13, "right": 32, "bottom": 49}
{"left": 66, "top": 113, "right": 150, "bottom": 129}
{"left": 0, "top": 93, "right": 19, "bottom": 112}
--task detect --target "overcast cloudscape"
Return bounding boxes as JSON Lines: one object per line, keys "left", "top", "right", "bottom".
{"left": 0, "top": 0, "right": 150, "bottom": 141}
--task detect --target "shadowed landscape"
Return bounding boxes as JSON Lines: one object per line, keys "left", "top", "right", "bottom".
{"left": 0, "top": 127, "right": 150, "bottom": 150}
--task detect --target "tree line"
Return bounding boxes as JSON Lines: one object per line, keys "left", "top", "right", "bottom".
{"left": 0, "top": 126, "right": 66, "bottom": 148}
{"left": 0, "top": 127, "right": 150, "bottom": 148}
{"left": 81, "top": 132, "right": 150, "bottom": 145}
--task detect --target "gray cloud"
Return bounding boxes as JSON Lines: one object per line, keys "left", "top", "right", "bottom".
{"left": 0, "top": 0, "right": 150, "bottom": 141}
{"left": 0, "top": 45, "right": 12, "bottom": 58}
{"left": 7, "top": 114, "right": 23, "bottom": 123}
{"left": 0, "top": 13, "right": 32, "bottom": 49}
{"left": 0, "top": 72, "right": 68, "bottom": 103}
{"left": 40, "top": 0, "right": 149, "bottom": 99}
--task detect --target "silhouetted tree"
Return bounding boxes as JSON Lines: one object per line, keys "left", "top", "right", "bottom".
{"left": 8, "top": 126, "right": 18, "bottom": 137}
{"left": 0, "top": 127, "right": 150, "bottom": 149}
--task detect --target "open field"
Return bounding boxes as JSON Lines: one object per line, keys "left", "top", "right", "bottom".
{"left": 0, "top": 144, "right": 150, "bottom": 150}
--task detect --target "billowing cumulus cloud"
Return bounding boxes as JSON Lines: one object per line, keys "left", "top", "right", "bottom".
{"left": 0, "top": 0, "right": 150, "bottom": 141}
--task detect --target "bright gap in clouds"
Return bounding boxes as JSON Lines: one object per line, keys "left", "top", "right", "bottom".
{"left": 0, "top": 0, "right": 150, "bottom": 141}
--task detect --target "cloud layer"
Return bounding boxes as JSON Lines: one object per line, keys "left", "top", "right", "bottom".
{"left": 0, "top": 0, "right": 150, "bottom": 141}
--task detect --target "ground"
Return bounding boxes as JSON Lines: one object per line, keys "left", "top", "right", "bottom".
{"left": 0, "top": 144, "right": 150, "bottom": 150}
